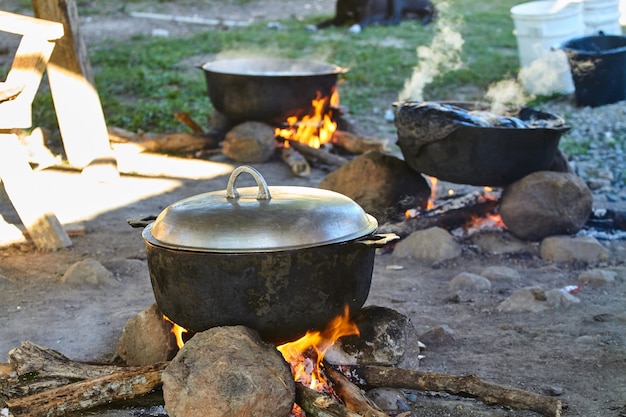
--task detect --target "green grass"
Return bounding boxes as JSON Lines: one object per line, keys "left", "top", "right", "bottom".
{"left": 31, "top": 0, "right": 524, "bottom": 134}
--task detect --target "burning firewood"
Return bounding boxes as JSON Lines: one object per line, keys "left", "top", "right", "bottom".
{"left": 380, "top": 198, "right": 499, "bottom": 238}
{"left": 281, "top": 146, "right": 311, "bottom": 177}
{"left": 330, "top": 130, "right": 388, "bottom": 155}
{"left": 334, "top": 364, "right": 562, "bottom": 417}
{"left": 295, "top": 383, "right": 362, "bottom": 417}
{"left": 286, "top": 140, "right": 348, "bottom": 171}
{"left": 325, "top": 367, "right": 389, "bottom": 417}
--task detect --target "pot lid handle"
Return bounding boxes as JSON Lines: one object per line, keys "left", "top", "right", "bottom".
{"left": 226, "top": 165, "right": 272, "bottom": 200}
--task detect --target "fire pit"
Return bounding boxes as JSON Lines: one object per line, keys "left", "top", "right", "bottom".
{"left": 394, "top": 101, "right": 570, "bottom": 186}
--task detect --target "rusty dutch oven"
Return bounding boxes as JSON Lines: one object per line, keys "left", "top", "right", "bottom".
{"left": 142, "top": 166, "right": 396, "bottom": 344}
{"left": 201, "top": 57, "right": 347, "bottom": 124}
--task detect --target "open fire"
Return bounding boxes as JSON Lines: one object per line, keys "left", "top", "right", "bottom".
{"left": 275, "top": 87, "right": 340, "bottom": 148}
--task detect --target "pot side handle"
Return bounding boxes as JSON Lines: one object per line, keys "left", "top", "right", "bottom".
{"left": 226, "top": 165, "right": 272, "bottom": 200}
{"left": 357, "top": 233, "right": 399, "bottom": 248}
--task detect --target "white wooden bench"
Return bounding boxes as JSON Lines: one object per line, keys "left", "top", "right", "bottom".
{"left": 0, "top": 11, "right": 72, "bottom": 249}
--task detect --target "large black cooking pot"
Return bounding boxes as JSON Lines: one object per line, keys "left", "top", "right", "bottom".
{"left": 395, "top": 101, "right": 570, "bottom": 187}
{"left": 201, "top": 57, "right": 347, "bottom": 124}
{"left": 142, "top": 166, "right": 396, "bottom": 344}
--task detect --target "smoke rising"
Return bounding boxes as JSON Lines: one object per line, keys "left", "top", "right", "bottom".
{"left": 398, "top": 2, "right": 464, "bottom": 102}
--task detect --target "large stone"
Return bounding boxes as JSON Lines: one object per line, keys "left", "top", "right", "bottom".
{"left": 392, "top": 227, "right": 461, "bottom": 263}
{"left": 499, "top": 171, "right": 592, "bottom": 241}
{"left": 60, "top": 258, "right": 117, "bottom": 288}
{"left": 116, "top": 304, "right": 178, "bottom": 366}
{"left": 162, "top": 326, "right": 295, "bottom": 417}
{"left": 319, "top": 151, "right": 430, "bottom": 222}
{"left": 222, "top": 121, "right": 276, "bottom": 163}
{"left": 540, "top": 235, "right": 609, "bottom": 264}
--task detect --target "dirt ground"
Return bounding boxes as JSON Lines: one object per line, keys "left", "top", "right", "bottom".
{"left": 1, "top": 2, "right": 626, "bottom": 417}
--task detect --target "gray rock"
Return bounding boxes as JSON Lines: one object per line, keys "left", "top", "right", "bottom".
{"left": 319, "top": 151, "right": 430, "bottom": 222}
{"left": 418, "top": 324, "right": 456, "bottom": 348}
{"left": 577, "top": 269, "right": 617, "bottom": 286}
{"left": 365, "top": 387, "right": 410, "bottom": 412}
{"left": 60, "top": 258, "right": 117, "bottom": 287}
{"left": 498, "top": 285, "right": 580, "bottom": 312}
{"left": 545, "top": 288, "right": 581, "bottom": 308}
{"left": 448, "top": 272, "right": 492, "bottom": 292}
{"left": 162, "top": 326, "right": 295, "bottom": 417}
{"left": 392, "top": 227, "right": 461, "bottom": 263}
{"left": 117, "top": 304, "right": 178, "bottom": 366}
{"left": 497, "top": 286, "right": 550, "bottom": 313}
{"left": 540, "top": 235, "right": 609, "bottom": 264}
{"left": 480, "top": 266, "right": 522, "bottom": 282}
{"left": 499, "top": 171, "right": 592, "bottom": 241}
{"left": 470, "top": 231, "right": 535, "bottom": 255}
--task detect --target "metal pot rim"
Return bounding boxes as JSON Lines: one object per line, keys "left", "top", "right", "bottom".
{"left": 200, "top": 57, "right": 348, "bottom": 77}
{"left": 142, "top": 166, "right": 378, "bottom": 253}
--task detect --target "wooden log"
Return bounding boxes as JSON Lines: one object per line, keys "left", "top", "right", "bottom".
{"left": 295, "top": 383, "right": 361, "bottom": 417}
{"left": 8, "top": 341, "right": 130, "bottom": 380}
{"left": 5, "top": 362, "right": 167, "bottom": 417}
{"left": 281, "top": 146, "right": 311, "bottom": 177}
{"left": 286, "top": 140, "right": 348, "bottom": 170}
{"left": 325, "top": 367, "right": 389, "bottom": 417}
{"left": 330, "top": 130, "right": 387, "bottom": 154}
{"left": 337, "top": 365, "right": 562, "bottom": 417}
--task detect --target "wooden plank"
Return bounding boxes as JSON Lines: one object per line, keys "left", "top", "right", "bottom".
{"left": 0, "top": 133, "right": 71, "bottom": 250}
{"left": 31, "top": 0, "right": 119, "bottom": 172}
{"left": 0, "top": 10, "right": 64, "bottom": 40}
{"left": 0, "top": 36, "right": 55, "bottom": 128}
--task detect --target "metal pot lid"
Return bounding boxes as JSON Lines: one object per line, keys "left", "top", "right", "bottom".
{"left": 143, "top": 166, "right": 378, "bottom": 253}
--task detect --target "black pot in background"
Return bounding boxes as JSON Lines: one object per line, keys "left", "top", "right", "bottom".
{"left": 201, "top": 58, "right": 347, "bottom": 124}
{"left": 561, "top": 33, "right": 626, "bottom": 107}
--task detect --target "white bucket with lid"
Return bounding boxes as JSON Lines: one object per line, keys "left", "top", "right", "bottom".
{"left": 583, "top": 0, "right": 622, "bottom": 35}
{"left": 511, "top": 1, "right": 585, "bottom": 94}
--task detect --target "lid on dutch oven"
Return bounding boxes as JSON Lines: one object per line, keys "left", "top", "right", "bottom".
{"left": 142, "top": 166, "right": 378, "bottom": 253}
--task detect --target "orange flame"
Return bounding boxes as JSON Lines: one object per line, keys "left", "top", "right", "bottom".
{"left": 275, "top": 89, "right": 338, "bottom": 149}
{"left": 426, "top": 176, "right": 438, "bottom": 210}
{"left": 277, "top": 305, "right": 359, "bottom": 391}
{"left": 163, "top": 315, "right": 188, "bottom": 349}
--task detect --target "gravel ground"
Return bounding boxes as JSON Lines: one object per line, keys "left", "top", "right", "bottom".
{"left": 538, "top": 97, "right": 626, "bottom": 211}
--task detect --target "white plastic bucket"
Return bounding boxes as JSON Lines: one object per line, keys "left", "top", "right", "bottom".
{"left": 511, "top": 1, "right": 585, "bottom": 94}
{"left": 583, "top": 0, "right": 622, "bottom": 34}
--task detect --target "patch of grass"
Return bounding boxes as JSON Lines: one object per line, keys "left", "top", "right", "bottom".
{"left": 33, "top": 0, "right": 525, "bottom": 133}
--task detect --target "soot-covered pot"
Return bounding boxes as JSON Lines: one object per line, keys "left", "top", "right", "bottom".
{"left": 142, "top": 166, "right": 397, "bottom": 344}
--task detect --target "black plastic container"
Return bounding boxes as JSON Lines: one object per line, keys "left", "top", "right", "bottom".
{"left": 562, "top": 34, "right": 626, "bottom": 107}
